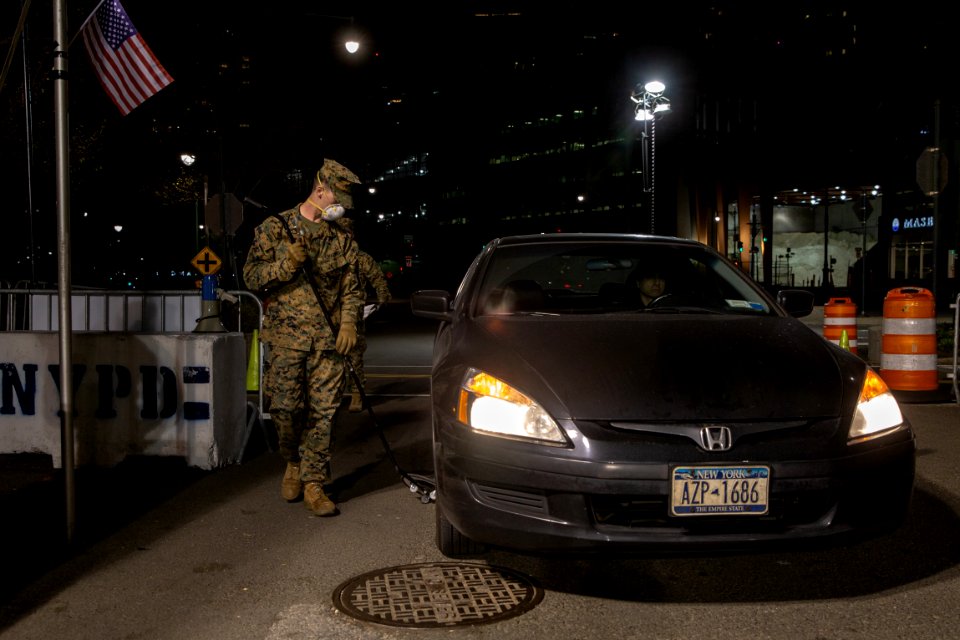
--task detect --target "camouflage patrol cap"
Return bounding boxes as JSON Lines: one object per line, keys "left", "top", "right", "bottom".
{"left": 317, "top": 158, "right": 361, "bottom": 209}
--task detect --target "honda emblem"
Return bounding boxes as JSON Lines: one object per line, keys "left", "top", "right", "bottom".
{"left": 700, "top": 425, "right": 733, "bottom": 451}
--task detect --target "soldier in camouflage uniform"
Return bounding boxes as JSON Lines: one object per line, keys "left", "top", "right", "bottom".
{"left": 242, "top": 159, "right": 363, "bottom": 517}
{"left": 337, "top": 218, "right": 392, "bottom": 412}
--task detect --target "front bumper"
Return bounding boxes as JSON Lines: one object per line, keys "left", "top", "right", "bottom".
{"left": 434, "top": 416, "right": 916, "bottom": 554}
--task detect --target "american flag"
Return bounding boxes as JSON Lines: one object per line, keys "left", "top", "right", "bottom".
{"left": 80, "top": 0, "right": 173, "bottom": 115}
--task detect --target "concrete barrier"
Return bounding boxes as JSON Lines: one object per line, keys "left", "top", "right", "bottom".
{"left": 0, "top": 332, "right": 247, "bottom": 469}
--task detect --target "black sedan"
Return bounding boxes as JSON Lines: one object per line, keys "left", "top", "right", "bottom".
{"left": 411, "top": 233, "right": 916, "bottom": 557}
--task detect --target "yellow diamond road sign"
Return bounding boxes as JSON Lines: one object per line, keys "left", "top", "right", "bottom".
{"left": 191, "top": 247, "right": 222, "bottom": 275}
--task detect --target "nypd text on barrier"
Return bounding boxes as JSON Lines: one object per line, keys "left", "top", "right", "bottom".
{"left": 0, "top": 362, "right": 210, "bottom": 419}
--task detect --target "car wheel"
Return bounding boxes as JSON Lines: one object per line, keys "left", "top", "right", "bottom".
{"left": 435, "top": 505, "right": 486, "bottom": 557}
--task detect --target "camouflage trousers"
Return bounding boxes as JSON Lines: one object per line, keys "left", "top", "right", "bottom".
{"left": 265, "top": 344, "right": 347, "bottom": 485}
{"left": 345, "top": 321, "right": 367, "bottom": 393}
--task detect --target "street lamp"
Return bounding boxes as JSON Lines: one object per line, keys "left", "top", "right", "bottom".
{"left": 307, "top": 13, "right": 362, "bottom": 55}
{"left": 630, "top": 80, "right": 671, "bottom": 234}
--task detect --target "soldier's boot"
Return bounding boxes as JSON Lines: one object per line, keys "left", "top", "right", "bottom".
{"left": 280, "top": 461, "right": 302, "bottom": 502}
{"left": 349, "top": 391, "right": 363, "bottom": 413}
{"left": 304, "top": 482, "right": 338, "bottom": 517}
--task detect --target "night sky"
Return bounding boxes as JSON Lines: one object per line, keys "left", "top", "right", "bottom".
{"left": 0, "top": 1, "right": 953, "bottom": 288}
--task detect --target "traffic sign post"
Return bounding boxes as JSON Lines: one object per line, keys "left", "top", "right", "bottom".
{"left": 194, "top": 274, "right": 227, "bottom": 333}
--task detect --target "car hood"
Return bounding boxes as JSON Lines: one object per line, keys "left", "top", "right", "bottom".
{"left": 467, "top": 314, "right": 846, "bottom": 421}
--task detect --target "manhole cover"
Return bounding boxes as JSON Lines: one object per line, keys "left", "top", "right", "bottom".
{"left": 332, "top": 562, "right": 543, "bottom": 628}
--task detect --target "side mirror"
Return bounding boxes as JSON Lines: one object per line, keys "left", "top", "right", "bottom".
{"left": 776, "top": 289, "right": 815, "bottom": 318}
{"left": 411, "top": 289, "right": 453, "bottom": 321}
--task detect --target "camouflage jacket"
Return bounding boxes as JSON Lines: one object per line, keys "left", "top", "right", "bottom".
{"left": 358, "top": 251, "right": 392, "bottom": 305}
{"left": 243, "top": 206, "right": 363, "bottom": 351}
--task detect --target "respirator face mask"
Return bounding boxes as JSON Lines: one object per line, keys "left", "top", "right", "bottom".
{"left": 321, "top": 204, "right": 346, "bottom": 221}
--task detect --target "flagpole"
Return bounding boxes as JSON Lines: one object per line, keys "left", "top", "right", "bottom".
{"left": 53, "top": 0, "right": 77, "bottom": 546}
{"left": 70, "top": 0, "right": 107, "bottom": 47}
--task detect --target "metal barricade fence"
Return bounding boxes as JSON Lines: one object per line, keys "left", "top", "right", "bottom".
{"left": 220, "top": 290, "right": 270, "bottom": 426}
{"left": 1, "top": 288, "right": 203, "bottom": 332}
{"left": 0, "top": 288, "right": 263, "bottom": 334}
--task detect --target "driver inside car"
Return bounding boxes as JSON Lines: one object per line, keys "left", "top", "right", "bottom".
{"left": 629, "top": 264, "right": 668, "bottom": 307}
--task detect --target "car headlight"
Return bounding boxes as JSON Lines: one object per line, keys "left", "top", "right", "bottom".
{"left": 848, "top": 368, "right": 905, "bottom": 444}
{"left": 456, "top": 367, "right": 567, "bottom": 444}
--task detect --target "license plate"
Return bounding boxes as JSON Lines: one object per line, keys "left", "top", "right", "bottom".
{"left": 671, "top": 465, "right": 770, "bottom": 516}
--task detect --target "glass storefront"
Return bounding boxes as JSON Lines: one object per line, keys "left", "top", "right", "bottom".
{"left": 889, "top": 238, "right": 934, "bottom": 281}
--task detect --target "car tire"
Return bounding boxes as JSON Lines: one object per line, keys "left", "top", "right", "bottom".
{"left": 435, "top": 505, "right": 486, "bottom": 557}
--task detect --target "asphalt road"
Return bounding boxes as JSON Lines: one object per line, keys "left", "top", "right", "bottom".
{"left": 1, "top": 305, "right": 959, "bottom": 640}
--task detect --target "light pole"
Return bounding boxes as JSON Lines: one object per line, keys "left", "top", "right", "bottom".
{"left": 853, "top": 186, "right": 878, "bottom": 315}
{"left": 631, "top": 80, "right": 670, "bottom": 234}
{"left": 180, "top": 152, "right": 207, "bottom": 252}
{"left": 815, "top": 188, "right": 846, "bottom": 291}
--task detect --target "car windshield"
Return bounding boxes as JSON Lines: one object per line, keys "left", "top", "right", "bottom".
{"left": 474, "top": 241, "right": 772, "bottom": 316}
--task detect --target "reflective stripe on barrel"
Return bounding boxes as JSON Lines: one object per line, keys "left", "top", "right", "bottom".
{"left": 880, "top": 287, "right": 938, "bottom": 391}
{"left": 823, "top": 297, "right": 858, "bottom": 354}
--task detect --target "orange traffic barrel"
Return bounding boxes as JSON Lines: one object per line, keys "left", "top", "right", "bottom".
{"left": 880, "top": 287, "right": 938, "bottom": 391}
{"left": 824, "top": 297, "right": 858, "bottom": 355}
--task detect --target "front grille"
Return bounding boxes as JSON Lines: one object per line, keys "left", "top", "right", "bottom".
{"left": 593, "top": 496, "right": 669, "bottom": 527}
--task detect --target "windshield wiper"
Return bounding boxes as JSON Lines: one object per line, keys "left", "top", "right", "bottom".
{"left": 639, "top": 306, "right": 722, "bottom": 314}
